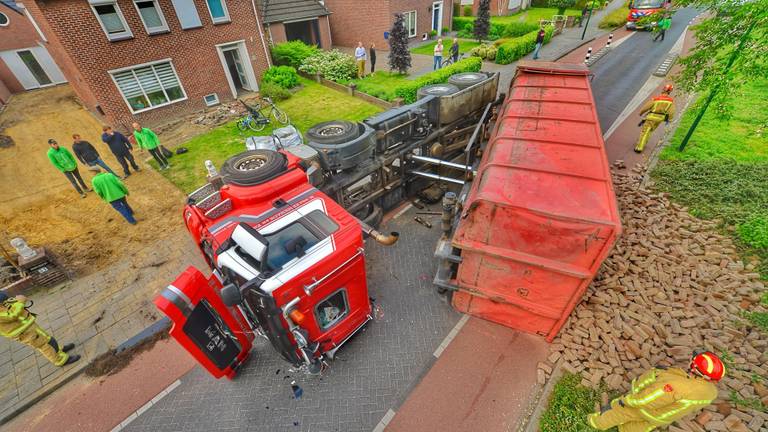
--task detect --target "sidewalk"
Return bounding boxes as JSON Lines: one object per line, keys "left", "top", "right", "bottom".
{"left": 0, "top": 229, "right": 206, "bottom": 424}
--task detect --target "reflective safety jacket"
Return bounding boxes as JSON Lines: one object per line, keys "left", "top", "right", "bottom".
{"left": 639, "top": 95, "right": 675, "bottom": 123}
{"left": 0, "top": 297, "right": 37, "bottom": 338}
{"left": 624, "top": 367, "right": 718, "bottom": 426}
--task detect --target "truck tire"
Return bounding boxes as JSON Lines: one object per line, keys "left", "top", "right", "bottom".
{"left": 306, "top": 120, "right": 360, "bottom": 145}
{"left": 220, "top": 150, "right": 287, "bottom": 186}
{"left": 417, "top": 83, "right": 460, "bottom": 99}
{"left": 448, "top": 72, "right": 487, "bottom": 89}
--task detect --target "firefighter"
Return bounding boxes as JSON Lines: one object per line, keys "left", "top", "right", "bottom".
{"left": 587, "top": 350, "right": 723, "bottom": 432}
{"left": 635, "top": 84, "right": 675, "bottom": 153}
{"left": 0, "top": 292, "right": 80, "bottom": 367}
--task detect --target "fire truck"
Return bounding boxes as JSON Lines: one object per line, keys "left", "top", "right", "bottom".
{"left": 626, "top": 0, "right": 668, "bottom": 30}
{"left": 156, "top": 63, "right": 620, "bottom": 378}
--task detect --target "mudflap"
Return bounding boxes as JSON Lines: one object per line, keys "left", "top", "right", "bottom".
{"left": 155, "top": 266, "right": 254, "bottom": 379}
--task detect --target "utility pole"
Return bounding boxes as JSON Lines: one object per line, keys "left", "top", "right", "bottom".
{"left": 581, "top": 0, "right": 595, "bottom": 40}
{"left": 678, "top": 20, "right": 756, "bottom": 152}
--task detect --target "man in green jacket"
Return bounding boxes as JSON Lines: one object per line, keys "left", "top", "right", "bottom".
{"left": 132, "top": 122, "right": 169, "bottom": 170}
{"left": 92, "top": 170, "right": 136, "bottom": 224}
{"left": 47, "top": 138, "right": 90, "bottom": 198}
{"left": 653, "top": 15, "right": 671, "bottom": 42}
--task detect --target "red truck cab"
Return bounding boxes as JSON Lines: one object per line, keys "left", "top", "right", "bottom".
{"left": 626, "top": 0, "right": 667, "bottom": 30}
{"left": 155, "top": 150, "right": 373, "bottom": 378}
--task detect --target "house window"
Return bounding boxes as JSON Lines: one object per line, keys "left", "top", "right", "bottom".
{"left": 404, "top": 10, "right": 417, "bottom": 38}
{"left": 133, "top": 0, "right": 169, "bottom": 34}
{"left": 90, "top": 0, "right": 133, "bottom": 41}
{"left": 205, "top": 0, "right": 230, "bottom": 24}
{"left": 315, "top": 289, "right": 349, "bottom": 330}
{"left": 171, "top": 0, "right": 203, "bottom": 29}
{"left": 110, "top": 61, "right": 186, "bottom": 113}
{"left": 0, "top": 12, "right": 9, "bottom": 26}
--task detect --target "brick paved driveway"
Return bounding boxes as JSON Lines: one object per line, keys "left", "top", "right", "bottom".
{"left": 126, "top": 206, "right": 460, "bottom": 432}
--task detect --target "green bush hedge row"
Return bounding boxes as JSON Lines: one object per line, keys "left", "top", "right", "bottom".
{"left": 394, "top": 56, "right": 483, "bottom": 104}
{"left": 495, "top": 25, "right": 554, "bottom": 65}
{"left": 453, "top": 17, "right": 539, "bottom": 40}
{"left": 271, "top": 41, "right": 319, "bottom": 69}
{"left": 261, "top": 65, "right": 299, "bottom": 89}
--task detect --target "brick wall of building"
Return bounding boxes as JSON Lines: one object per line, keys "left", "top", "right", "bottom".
{"left": 0, "top": 72, "right": 11, "bottom": 105}
{"left": 318, "top": 15, "right": 332, "bottom": 48}
{"left": 30, "top": 0, "right": 272, "bottom": 130}
{"left": 268, "top": 16, "right": 332, "bottom": 49}
{"left": 391, "top": 0, "right": 453, "bottom": 42}
{"left": 0, "top": 6, "right": 47, "bottom": 93}
{"left": 267, "top": 21, "right": 287, "bottom": 46}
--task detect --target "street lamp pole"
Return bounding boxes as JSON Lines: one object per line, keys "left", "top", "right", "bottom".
{"left": 581, "top": 0, "right": 595, "bottom": 40}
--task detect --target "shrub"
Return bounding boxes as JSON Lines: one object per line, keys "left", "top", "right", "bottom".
{"left": 453, "top": 2, "right": 460, "bottom": 16}
{"left": 474, "top": 0, "right": 491, "bottom": 41}
{"left": 394, "top": 56, "right": 482, "bottom": 103}
{"left": 429, "top": 29, "right": 438, "bottom": 38}
{"left": 452, "top": 16, "right": 473, "bottom": 30}
{"left": 549, "top": 0, "right": 576, "bottom": 14}
{"left": 299, "top": 49, "right": 357, "bottom": 82}
{"left": 469, "top": 44, "right": 497, "bottom": 60}
{"left": 503, "top": 22, "right": 539, "bottom": 38}
{"left": 738, "top": 216, "right": 768, "bottom": 250}
{"left": 442, "top": 26, "right": 450, "bottom": 35}
{"left": 599, "top": 1, "right": 629, "bottom": 29}
{"left": 495, "top": 26, "right": 554, "bottom": 65}
{"left": 389, "top": 13, "right": 412, "bottom": 74}
{"left": 454, "top": 18, "right": 506, "bottom": 41}
{"left": 259, "top": 81, "right": 291, "bottom": 101}
{"left": 271, "top": 41, "right": 318, "bottom": 69}
{"left": 463, "top": 5, "right": 473, "bottom": 16}
{"left": 261, "top": 65, "right": 299, "bottom": 89}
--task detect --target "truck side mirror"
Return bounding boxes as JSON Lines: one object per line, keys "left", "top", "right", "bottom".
{"left": 220, "top": 283, "right": 242, "bottom": 307}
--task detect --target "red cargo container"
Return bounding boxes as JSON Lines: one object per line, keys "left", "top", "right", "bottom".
{"left": 450, "top": 62, "right": 622, "bottom": 341}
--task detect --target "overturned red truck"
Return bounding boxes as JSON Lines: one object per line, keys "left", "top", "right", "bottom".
{"left": 155, "top": 62, "right": 620, "bottom": 378}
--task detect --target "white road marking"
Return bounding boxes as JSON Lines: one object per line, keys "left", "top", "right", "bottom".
{"left": 392, "top": 203, "right": 413, "bottom": 220}
{"left": 433, "top": 314, "right": 470, "bottom": 358}
{"left": 372, "top": 408, "right": 397, "bottom": 432}
{"left": 109, "top": 379, "right": 182, "bottom": 432}
{"left": 603, "top": 26, "right": 689, "bottom": 140}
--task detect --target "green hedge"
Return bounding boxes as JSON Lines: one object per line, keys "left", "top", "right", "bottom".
{"left": 453, "top": 17, "right": 538, "bottom": 40}
{"left": 261, "top": 65, "right": 299, "bottom": 89}
{"left": 271, "top": 41, "right": 319, "bottom": 69}
{"left": 394, "top": 56, "right": 483, "bottom": 104}
{"left": 495, "top": 25, "right": 554, "bottom": 65}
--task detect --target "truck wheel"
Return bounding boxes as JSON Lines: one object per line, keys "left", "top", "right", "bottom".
{"left": 448, "top": 72, "right": 487, "bottom": 89}
{"left": 417, "top": 83, "right": 460, "bottom": 99}
{"left": 220, "top": 150, "right": 287, "bottom": 186}
{"left": 306, "top": 120, "right": 360, "bottom": 144}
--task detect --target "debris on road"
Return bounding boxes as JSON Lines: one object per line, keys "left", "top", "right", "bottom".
{"left": 414, "top": 216, "right": 433, "bottom": 228}
{"left": 543, "top": 166, "right": 768, "bottom": 431}
{"left": 290, "top": 381, "right": 303, "bottom": 399}
{"left": 613, "top": 159, "right": 626, "bottom": 169}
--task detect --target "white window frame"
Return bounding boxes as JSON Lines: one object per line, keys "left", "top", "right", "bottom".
{"left": 204, "top": 0, "right": 231, "bottom": 24}
{"left": 0, "top": 12, "right": 9, "bottom": 27}
{"left": 132, "top": 0, "right": 170, "bottom": 34}
{"left": 89, "top": 0, "right": 133, "bottom": 41}
{"left": 404, "top": 10, "right": 417, "bottom": 38}
{"left": 109, "top": 59, "right": 188, "bottom": 114}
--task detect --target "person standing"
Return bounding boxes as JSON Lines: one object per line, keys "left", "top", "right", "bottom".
{"left": 635, "top": 84, "right": 675, "bottom": 153}
{"left": 47, "top": 138, "right": 90, "bottom": 198}
{"left": 433, "top": 38, "right": 444, "bottom": 70}
{"left": 102, "top": 126, "right": 140, "bottom": 177}
{"left": 369, "top": 43, "right": 377, "bottom": 74}
{"left": 132, "top": 122, "right": 169, "bottom": 169}
{"left": 653, "top": 15, "right": 671, "bottom": 41}
{"left": 71, "top": 134, "right": 117, "bottom": 176}
{"left": 532, "top": 27, "right": 546, "bottom": 60}
{"left": 354, "top": 41, "right": 367, "bottom": 78}
{"left": 450, "top": 38, "right": 460, "bottom": 63}
{"left": 92, "top": 169, "right": 137, "bottom": 224}
{"left": 0, "top": 292, "right": 80, "bottom": 367}
{"left": 588, "top": 350, "right": 722, "bottom": 432}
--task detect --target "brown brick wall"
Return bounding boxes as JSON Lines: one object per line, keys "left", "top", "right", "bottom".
{"left": 0, "top": 72, "right": 11, "bottom": 104}
{"left": 268, "top": 21, "right": 287, "bottom": 45}
{"left": 31, "top": 0, "right": 272, "bottom": 130}
{"left": 318, "top": 15, "right": 332, "bottom": 48}
{"left": 268, "top": 16, "right": 332, "bottom": 49}
{"left": 0, "top": 7, "right": 42, "bottom": 50}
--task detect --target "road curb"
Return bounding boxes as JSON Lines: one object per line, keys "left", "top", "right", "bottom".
{"left": 554, "top": 36, "right": 599, "bottom": 61}
{"left": 515, "top": 360, "right": 565, "bottom": 432}
{"left": 0, "top": 317, "right": 170, "bottom": 425}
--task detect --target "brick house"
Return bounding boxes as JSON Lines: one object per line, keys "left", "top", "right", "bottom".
{"left": 322, "top": 0, "right": 453, "bottom": 49}
{"left": 260, "top": 0, "right": 332, "bottom": 48}
{"left": 24, "top": 0, "right": 274, "bottom": 129}
{"left": 462, "top": 0, "right": 532, "bottom": 16}
{"left": 0, "top": 1, "right": 67, "bottom": 107}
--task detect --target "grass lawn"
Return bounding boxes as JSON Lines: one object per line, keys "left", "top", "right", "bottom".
{"left": 348, "top": 71, "right": 411, "bottom": 101}
{"left": 651, "top": 76, "right": 768, "bottom": 324}
{"left": 598, "top": 2, "right": 629, "bottom": 29}
{"left": 539, "top": 373, "right": 615, "bottom": 432}
{"left": 155, "top": 78, "right": 383, "bottom": 192}
{"left": 410, "top": 39, "right": 483, "bottom": 57}
{"left": 491, "top": 7, "right": 581, "bottom": 25}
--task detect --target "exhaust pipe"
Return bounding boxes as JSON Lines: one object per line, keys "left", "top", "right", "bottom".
{"left": 358, "top": 219, "right": 400, "bottom": 246}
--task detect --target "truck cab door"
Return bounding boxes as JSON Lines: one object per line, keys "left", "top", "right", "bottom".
{"left": 155, "top": 266, "right": 253, "bottom": 379}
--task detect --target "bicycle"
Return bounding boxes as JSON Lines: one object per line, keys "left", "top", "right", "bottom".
{"left": 236, "top": 98, "right": 290, "bottom": 132}
{"left": 441, "top": 52, "right": 467, "bottom": 68}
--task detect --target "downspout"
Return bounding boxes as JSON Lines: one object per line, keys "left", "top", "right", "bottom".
{"left": 250, "top": 0, "right": 272, "bottom": 67}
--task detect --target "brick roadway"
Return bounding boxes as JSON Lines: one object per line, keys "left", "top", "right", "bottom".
{"left": 126, "top": 205, "right": 461, "bottom": 432}
{"left": 0, "top": 229, "right": 206, "bottom": 423}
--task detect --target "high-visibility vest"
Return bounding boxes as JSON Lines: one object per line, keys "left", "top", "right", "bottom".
{"left": 623, "top": 367, "right": 717, "bottom": 426}
{"left": 0, "top": 299, "right": 37, "bottom": 338}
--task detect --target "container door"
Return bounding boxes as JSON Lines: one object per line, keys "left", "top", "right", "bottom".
{"left": 155, "top": 266, "right": 252, "bottom": 379}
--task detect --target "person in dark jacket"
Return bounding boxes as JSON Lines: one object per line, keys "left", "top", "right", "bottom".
{"left": 101, "top": 126, "right": 140, "bottom": 177}
{"left": 450, "top": 38, "right": 460, "bottom": 63}
{"left": 533, "top": 27, "right": 546, "bottom": 60}
{"left": 72, "top": 134, "right": 116, "bottom": 176}
{"left": 369, "top": 43, "right": 377, "bottom": 74}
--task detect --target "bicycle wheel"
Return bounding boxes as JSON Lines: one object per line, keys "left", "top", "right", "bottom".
{"left": 236, "top": 117, "right": 249, "bottom": 132}
{"left": 441, "top": 59, "right": 453, "bottom": 68}
{"left": 248, "top": 115, "right": 267, "bottom": 132}
{"left": 272, "top": 107, "right": 290, "bottom": 125}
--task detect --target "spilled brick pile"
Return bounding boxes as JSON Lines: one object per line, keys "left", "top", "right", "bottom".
{"left": 541, "top": 166, "right": 768, "bottom": 432}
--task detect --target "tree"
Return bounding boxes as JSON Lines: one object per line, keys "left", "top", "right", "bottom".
{"left": 474, "top": 0, "right": 491, "bottom": 42}
{"left": 549, "top": 0, "right": 576, "bottom": 15}
{"left": 672, "top": 0, "right": 767, "bottom": 150}
{"left": 389, "top": 13, "right": 412, "bottom": 74}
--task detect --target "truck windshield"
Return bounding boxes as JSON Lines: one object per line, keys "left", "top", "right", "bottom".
{"left": 632, "top": 0, "right": 664, "bottom": 9}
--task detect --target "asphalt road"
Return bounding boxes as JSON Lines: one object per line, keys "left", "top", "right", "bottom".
{"left": 591, "top": 7, "right": 700, "bottom": 132}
